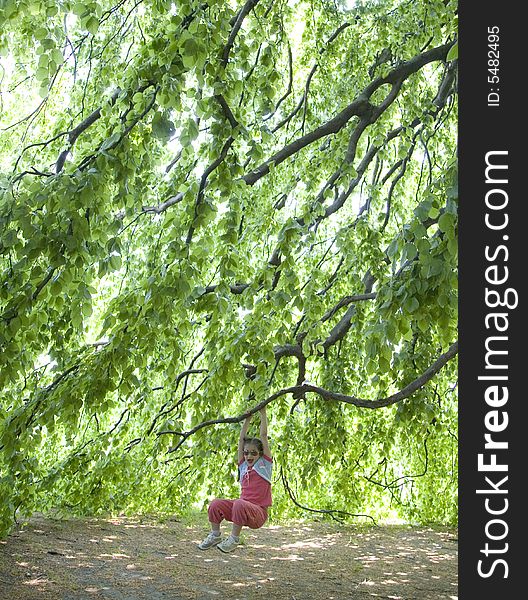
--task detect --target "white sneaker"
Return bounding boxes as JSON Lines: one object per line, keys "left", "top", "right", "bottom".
{"left": 198, "top": 531, "right": 221, "bottom": 550}
{"left": 217, "top": 535, "right": 239, "bottom": 553}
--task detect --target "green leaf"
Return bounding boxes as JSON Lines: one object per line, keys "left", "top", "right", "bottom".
{"left": 109, "top": 254, "right": 122, "bottom": 271}
{"left": 82, "top": 302, "right": 93, "bottom": 317}
{"left": 404, "top": 297, "right": 420, "bottom": 313}
{"left": 402, "top": 243, "right": 417, "bottom": 262}
{"left": 152, "top": 113, "right": 175, "bottom": 142}
{"left": 34, "top": 28, "right": 48, "bottom": 40}
{"left": 100, "top": 133, "right": 120, "bottom": 151}
{"left": 438, "top": 212, "right": 455, "bottom": 234}
{"left": 73, "top": 3, "right": 87, "bottom": 16}
{"left": 186, "top": 119, "right": 199, "bottom": 141}
{"left": 447, "top": 42, "right": 458, "bottom": 62}
{"left": 86, "top": 16, "right": 100, "bottom": 35}
{"left": 428, "top": 206, "right": 440, "bottom": 219}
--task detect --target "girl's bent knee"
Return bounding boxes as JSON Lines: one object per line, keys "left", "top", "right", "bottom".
{"left": 208, "top": 499, "right": 225, "bottom": 521}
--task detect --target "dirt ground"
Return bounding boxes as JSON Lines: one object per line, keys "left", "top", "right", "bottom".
{"left": 0, "top": 514, "right": 457, "bottom": 600}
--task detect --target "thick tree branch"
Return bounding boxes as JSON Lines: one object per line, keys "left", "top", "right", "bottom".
{"left": 242, "top": 42, "right": 454, "bottom": 186}
{"left": 166, "top": 341, "right": 457, "bottom": 452}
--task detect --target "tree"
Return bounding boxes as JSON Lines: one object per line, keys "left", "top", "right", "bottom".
{"left": 0, "top": 0, "right": 458, "bottom": 536}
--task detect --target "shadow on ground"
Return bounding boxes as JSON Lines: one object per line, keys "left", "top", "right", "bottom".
{"left": 0, "top": 515, "right": 457, "bottom": 600}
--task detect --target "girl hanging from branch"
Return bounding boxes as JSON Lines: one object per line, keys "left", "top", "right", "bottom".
{"left": 198, "top": 406, "right": 273, "bottom": 553}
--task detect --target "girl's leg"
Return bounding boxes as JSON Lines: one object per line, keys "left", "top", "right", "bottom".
{"left": 217, "top": 500, "right": 268, "bottom": 552}
{"left": 207, "top": 498, "right": 235, "bottom": 532}
{"left": 231, "top": 499, "right": 268, "bottom": 531}
{"left": 199, "top": 499, "right": 237, "bottom": 550}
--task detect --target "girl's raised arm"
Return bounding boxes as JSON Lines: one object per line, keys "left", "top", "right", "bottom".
{"left": 259, "top": 407, "right": 271, "bottom": 458}
{"left": 238, "top": 414, "right": 252, "bottom": 463}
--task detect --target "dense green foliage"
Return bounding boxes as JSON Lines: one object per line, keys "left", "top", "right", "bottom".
{"left": 0, "top": 0, "right": 458, "bottom": 536}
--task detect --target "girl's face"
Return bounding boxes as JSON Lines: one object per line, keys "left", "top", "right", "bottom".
{"left": 243, "top": 443, "right": 261, "bottom": 466}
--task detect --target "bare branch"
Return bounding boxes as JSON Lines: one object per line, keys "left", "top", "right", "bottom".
{"left": 280, "top": 466, "right": 377, "bottom": 524}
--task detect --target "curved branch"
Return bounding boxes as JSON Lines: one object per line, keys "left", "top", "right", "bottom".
{"left": 321, "top": 293, "right": 377, "bottom": 322}
{"left": 299, "top": 341, "right": 458, "bottom": 408}
{"left": 280, "top": 466, "right": 377, "bottom": 524}
{"left": 166, "top": 341, "right": 457, "bottom": 453}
